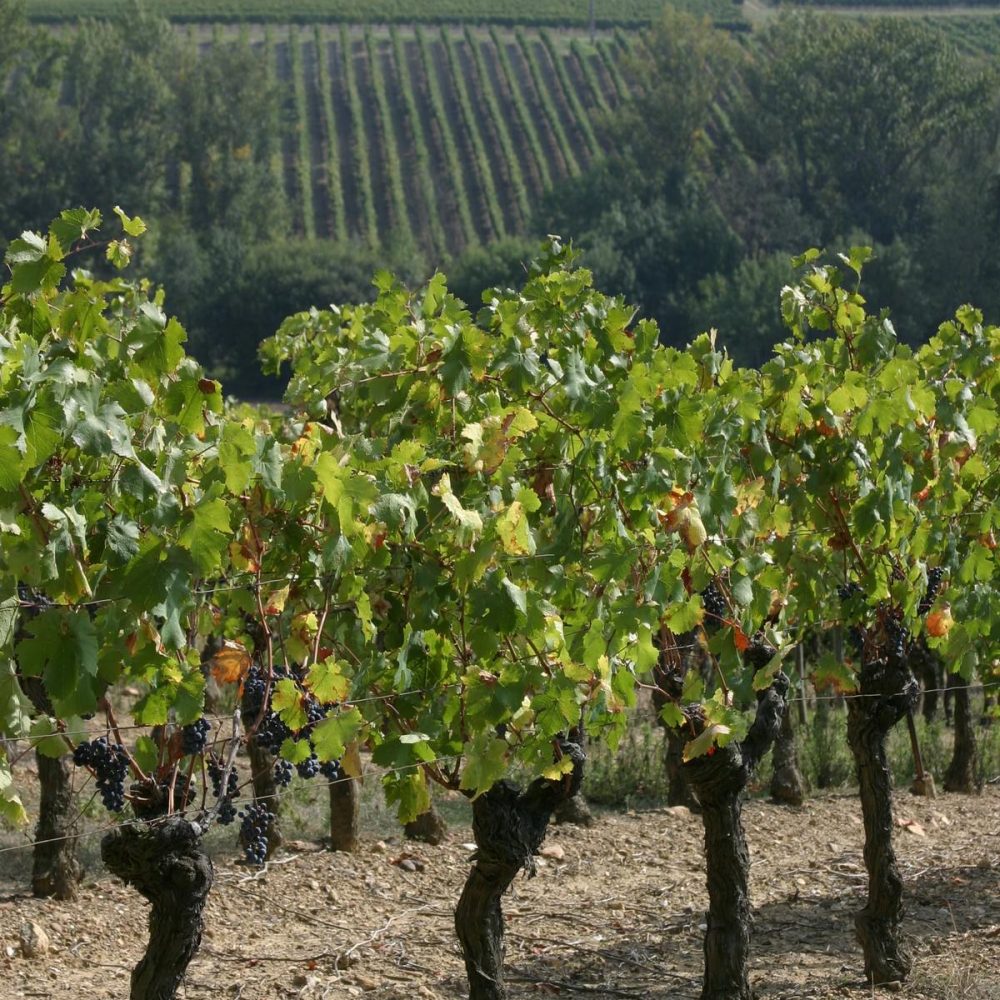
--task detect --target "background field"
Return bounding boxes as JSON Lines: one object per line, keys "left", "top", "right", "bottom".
{"left": 22, "top": 0, "right": 728, "bottom": 24}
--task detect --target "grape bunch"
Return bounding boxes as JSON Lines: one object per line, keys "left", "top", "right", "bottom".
{"left": 207, "top": 753, "right": 240, "bottom": 825}
{"left": 296, "top": 754, "right": 320, "bottom": 779}
{"left": 180, "top": 718, "right": 211, "bottom": 756}
{"left": 241, "top": 663, "right": 267, "bottom": 721}
{"left": 240, "top": 803, "right": 273, "bottom": 866}
{"left": 256, "top": 711, "right": 292, "bottom": 756}
{"left": 273, "top": 758, "right": 293, "bottom": 787}
{"left": 837, "top": 582, "right": 864, "bottom": 604}
{"left": 320, "top": 759, "right": 342, "bottom": 782}
{"left": 701, "top": 581, "right": 727, "bottom": 624}
{"left": 885, "top": 618, "right": 910, "bottom": 661}
{"left": 73, "top": 738, "right": 130, "bottom": 812}
{"left": 919, "top": 567, "right": 945, "bottom": 615}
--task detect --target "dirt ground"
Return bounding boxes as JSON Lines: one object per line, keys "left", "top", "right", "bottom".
{"left": 0, "top": 782, "right": 997, "bottom": 1000}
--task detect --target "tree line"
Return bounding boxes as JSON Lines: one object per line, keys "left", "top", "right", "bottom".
{"left": 2, "top": 2, "right": 998, "bottom": 394}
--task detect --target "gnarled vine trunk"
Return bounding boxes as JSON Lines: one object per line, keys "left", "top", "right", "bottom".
{"left": 770, "top": 701, "right": 807, "bottom": 806}
{"left": 943, "top": 674, "right": 977, "bottom": 794}
{"left": 846, "top": 657, "right": 917, "bottom": 985}
{"left": 32, "top": 751, "right": 83, "bottom": 898}
{"left": 455, "top": 741, "right": 584, "bottom": 1000}
{"left": 101, "top": 817, "right": 213, "bottom": 1000}
{"left": 405, "top": 805, "right": 449, "bottom": 844}
{"left": 329, "top": 774, "right": 360, "bottom": 851}
{"left": 22, "top": 677, "right": 81, "bottom": 899}
{"left": 683, "top": 665, "right": 789, "bottom": 1000}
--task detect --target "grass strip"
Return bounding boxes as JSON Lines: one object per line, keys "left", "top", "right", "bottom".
{"left": 314, "top": 26, "right": 347, "bottom": 240}
{"left": 514, "top": 26, "right": 579, "bottom": 176}
{"left": 340, "top": 23, "right": 379, "bottom": 244}
{"left": 440, "top": 26, "right": 505, "bottom": 240}
{"left": 288, "top": 25, "right": 316, "bottom": 238}
{"left": 415, "top": 25, "right": 477, "bottom": 247}
{"left": 388, "top": 25, "right": 447, "bottom": 259}
{"left": 463, "top": 24, "right": 530, "bottom": 228}
{"left": 487, "top": 25, "right": 552, "bottom": 192}
{"left": 364, "top": 28, "right": 414, "bottom": 246}
{"left": 540, "top": 29, "right": 600, "bottom": 159}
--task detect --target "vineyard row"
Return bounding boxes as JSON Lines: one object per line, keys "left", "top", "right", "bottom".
{"left": 167, "top": 24, "right": 634, "bottom": 258}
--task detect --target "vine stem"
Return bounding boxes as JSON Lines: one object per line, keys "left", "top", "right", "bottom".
{"left": 101, "top": 697, "right": 147, "bottom": 781}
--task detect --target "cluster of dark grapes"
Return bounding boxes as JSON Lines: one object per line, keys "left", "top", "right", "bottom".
{"left": 296, "top": 754, "right": 320, "bottom": 779}
{"left": 247, "top": 666, "right": 345, "bottom": 790}
{"left": 885, "top": 618, "right": 910, "bottom": 661}
{"left": 700, "top": 581, "right": 727, "bottom": 624}
{"left": 919, "top": 567, "right": 945, "bottom": 615}
{"left": 73, "top": 738, "right": 129, "bottom": 812}
{"left": 241, "top": 663, "right": 267, "bottom": 722}
{"left": 207, "top": 753, "right": 240, "bottom": 825}
{"left": 180, "top": 718, "right": 211, "bottom": 756}
{"left": 320, "top": 759, "right": 342, "bottom": 782}
{"left": 837, "top": 582, "right": 864, "bottom": 604}
{"left": 240, "top": 803, "right": 274, "bottom": 866}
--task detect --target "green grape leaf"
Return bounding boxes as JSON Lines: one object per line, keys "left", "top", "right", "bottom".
{"left": 459, "top": 731, "right": 508, "bottom": 797}
{"left": 311, "top": 707, "right": 364, "bottom": 762}
{"left": 271, "top": 679, "right": 308, "bottom": 732}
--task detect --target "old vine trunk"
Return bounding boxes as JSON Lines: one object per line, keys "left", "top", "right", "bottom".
{"left": 683, "top": 666, "right": 788, "bottom": 1000}
{"left": 101, "top": 817, "right": 213, "bottom": 1000}
{"left": 455, "top": 741, "right": 584, "bottom": 1000}
{"left": 23, "top": 677, "right": 81, "bottom": 899}
{"left": 846, "top": 657, "right": 917, "bottom": 985}
{"left": 943, "top": 674, "right": 977, "bottom": 793}
{"left": 770, "top": 705, "right": 807, "bottom": 806}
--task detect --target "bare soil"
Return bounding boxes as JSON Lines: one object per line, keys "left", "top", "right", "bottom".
{"left": 0, "top": 784, "right": 997, "bottom": 1000}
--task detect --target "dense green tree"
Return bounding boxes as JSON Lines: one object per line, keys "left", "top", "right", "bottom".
{"left": 172, "top": 37, "right": 287, "bottom": 240}
{"left": 740, "top": 14, "right": 994, "bottom": 245}
{"left": 58, "top": 10, "right": 181, "bottom": 221}
{"left": 151, "top": 235, "right": 421, "bottom": 397}
{"left": 0, "top": 0, "right": 67, "bottom": 237}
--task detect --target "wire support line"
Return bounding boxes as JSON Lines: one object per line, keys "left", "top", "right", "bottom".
{"left": 0, "top": 754, "right": 465, "bottom": 857}
{"left": 3, "top": 674, "right": 996, "bottom": 752}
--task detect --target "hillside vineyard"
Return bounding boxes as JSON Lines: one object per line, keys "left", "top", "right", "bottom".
{"left": 197, "top": 23, "right": 632, "bottom": 254}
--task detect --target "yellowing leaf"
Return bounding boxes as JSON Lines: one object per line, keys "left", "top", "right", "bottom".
{"left": 263, "top": 584, "right": 289, "bottom": 616}
{"left": 305, "top": 658, "right": 351, "bottom": 704}
{"left": 496, "top": 500, "right": 534, "bottom": 555}
{"left": 682, "top": 723, "right": 730, "bottom": 762}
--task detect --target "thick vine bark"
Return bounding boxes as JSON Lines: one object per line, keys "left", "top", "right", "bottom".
{"left": 101, "top": 817, "right": 213, "bottom": 1000}
{"left": 911, "top": 639, "right": 943, "bottom": 723}
{"left": 455, "top": 741, "right": 584, "bottom": 1000}
{"left": 683, "top": 668, "right": 789, "bottom": 1000}
{"left": 770, "top": 702, "right": 807, "bottom": 806}
{"left": 552, "top": 790, "right": 595, "bottom": 826}
{"left": 21, "top": 677, "right": 82, "bottom": 899}
{"left": 846, "top": 657, "right": 917, "bottom": 985}
{"left": 405, "top": 805, "right": 449, "bottom": 844}
{"left": 329, "top": 774, "right": 360, "bottom": 851}
{"left": 32, "top": 750, "right": 83, "bottom": 898}
{"left": 943, "top": 674, "right": 977, "bottom": 793}
{"left": 665, "top": 727, "right": 700, "bottom": 809}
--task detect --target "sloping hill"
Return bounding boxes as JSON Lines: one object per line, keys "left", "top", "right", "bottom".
{"left": 196, "top": 23, "right": 637, "bottom": 256}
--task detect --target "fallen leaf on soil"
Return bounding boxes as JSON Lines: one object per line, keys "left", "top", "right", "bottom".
{"left": 896, "top": 818, "right": 926, "bottom": 837}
